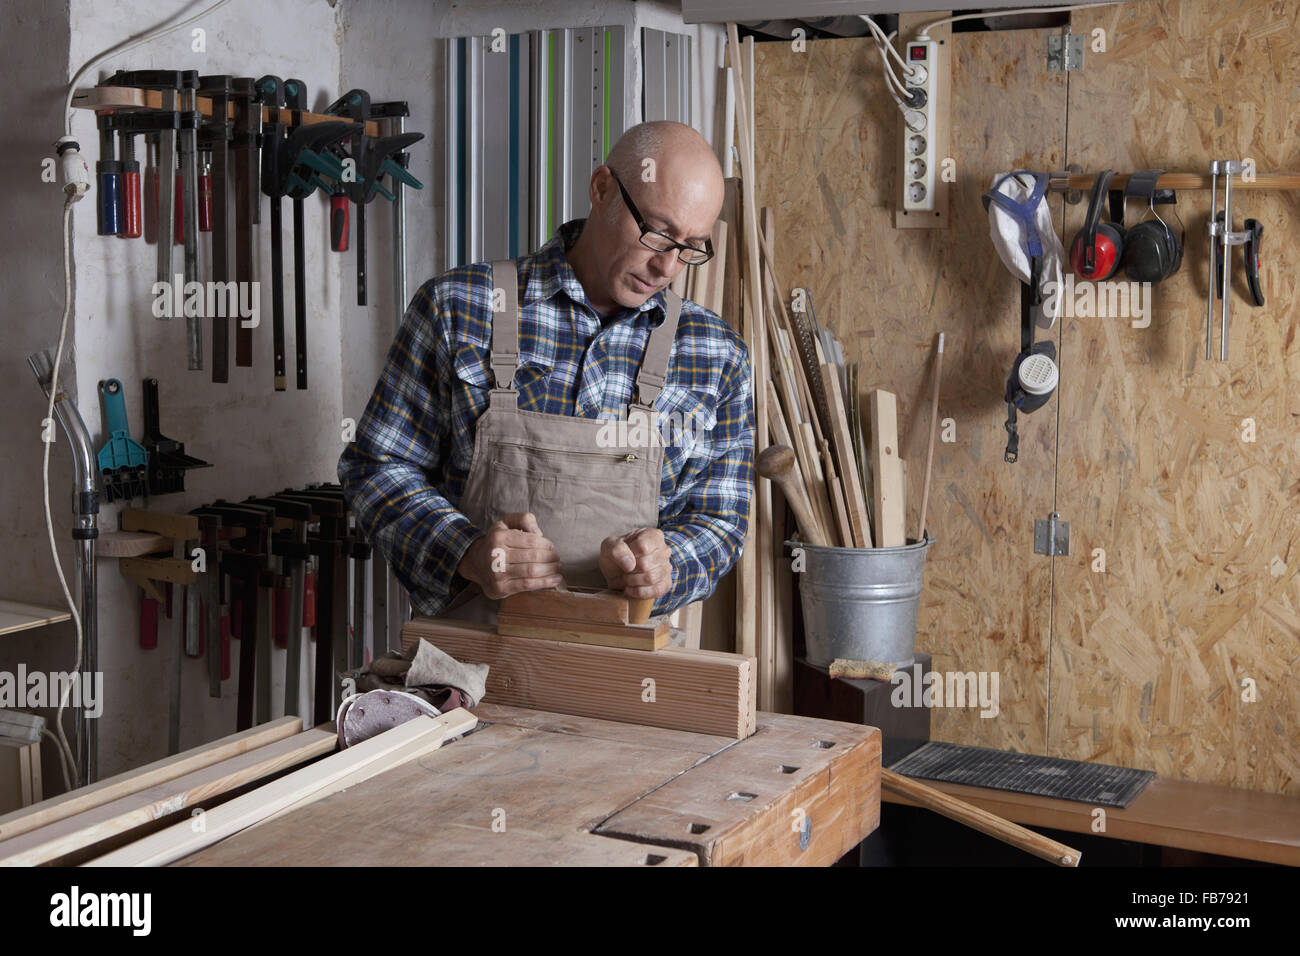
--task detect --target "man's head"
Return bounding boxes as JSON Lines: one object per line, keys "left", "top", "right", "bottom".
{"left": 576, "top": 121, "right": 724, "bottom": 312}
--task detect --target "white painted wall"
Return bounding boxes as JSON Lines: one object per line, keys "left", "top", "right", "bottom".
{"left": 3, "top": 0, "right": 719, "bottom": 790}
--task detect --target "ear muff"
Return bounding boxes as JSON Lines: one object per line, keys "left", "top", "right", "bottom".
{"left": 1124, "top": 219, "right": 1176, "bottom": 282}
{"left": 1070, "top": 169, "right": 1123, "bottom": 280}
{"left": 1119, "top": 171, "right": 1184, "bottom": 283}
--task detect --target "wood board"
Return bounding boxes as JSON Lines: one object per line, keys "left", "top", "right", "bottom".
{"left": 402, "top": 618, "right": 757, "bottom": 738}
{"left": 496, "top": 611, "right": 670, "bottom": 651}
{"left": 868, "top": 388, "right": 906, "bottom": 547}
{"left": 0, "top": 724, "right": 335, "bottom": 866}
{"left": 88, "top": 711, "right": 477, "bottom": 867}
{"left": 0, "top": 717, "right": 303, "bottom": 842}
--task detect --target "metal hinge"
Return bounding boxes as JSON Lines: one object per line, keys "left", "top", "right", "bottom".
{"left": 1034, "top": 513, "right": 1070, "bottom": 556}
{"left": 1047, "top": 33, "right": 1084, "bottom": 72}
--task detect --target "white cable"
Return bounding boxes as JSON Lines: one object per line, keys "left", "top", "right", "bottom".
{"left": 46, "top": 0, "right": 234, "bottom": 793}
{"left": 858, "top": 15, "right": 918, "bottom": 80}
{"left": 918, "top": 2, "right": 1127, "bottom": 39}
{"left": 64, "top": 0, "right": 234, "bottom": 135}
{"left": 41, "top": 199, "right": 83, "bottom": 789}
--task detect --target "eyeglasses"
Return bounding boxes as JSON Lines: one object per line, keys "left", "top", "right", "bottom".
{"left": 609, "top": 170, "right": 714, "bottom": 265}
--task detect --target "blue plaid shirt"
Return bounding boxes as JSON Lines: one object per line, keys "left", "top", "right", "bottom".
{"left": 338, "top": 220, "right": 754, "bottom": 617}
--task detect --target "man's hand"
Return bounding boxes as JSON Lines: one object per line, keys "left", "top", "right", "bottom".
{"left": 457, "top": 512, "right": 565, "bottom": 600}
{"left": 599, "top": 527, "right": 673, "bottom": 602}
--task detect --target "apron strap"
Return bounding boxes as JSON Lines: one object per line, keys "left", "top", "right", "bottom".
{"left": 489, "top": 259, "right": 521, "bottom": 390}
{"left": 633, "top": 289, "right": 683, "bottom": 407}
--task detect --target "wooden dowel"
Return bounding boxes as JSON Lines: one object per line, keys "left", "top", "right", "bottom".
{"left": 1053, "top": 171, "right": 1300, "bottom": 193}
{"left": 882, "top": 769, "right": 1082, "bottom": 867}
{"left": 917, "top": 332, "right": 944, "bottom": 542}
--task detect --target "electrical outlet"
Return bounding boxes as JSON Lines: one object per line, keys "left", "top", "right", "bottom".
{"left": 902, "top": 40, "right": 939, "bottom": 213}
{"left": 895, "top": 16, "right": 950, "bottom": 231}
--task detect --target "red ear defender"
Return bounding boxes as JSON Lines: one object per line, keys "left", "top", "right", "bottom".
{"left": 1071, "top": 231, "right": 1117, "bottom": 278}
{"left": 1068, "top": 168, "right": 1123, "bottom": 280}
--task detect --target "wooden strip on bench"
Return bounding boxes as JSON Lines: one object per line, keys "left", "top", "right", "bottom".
{"left": 402, "top": 618, "right": 756, "bottom": 739}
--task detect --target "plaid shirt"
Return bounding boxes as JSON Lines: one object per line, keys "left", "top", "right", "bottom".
{"left": 338, "top": 220, "right": 754, "bottom": 617}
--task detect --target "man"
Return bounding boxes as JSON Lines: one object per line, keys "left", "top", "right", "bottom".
{"left": 338, "top": 121, "right": 753, "bottom": 622}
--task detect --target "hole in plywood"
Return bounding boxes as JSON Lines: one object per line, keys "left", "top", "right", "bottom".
{"left": 727, "top": 791, "right": 757, "bottom": 802}
{"left": 643, "top": 854, "right": 667, "bottom": 866}
{"left": 779, "top": 765, "right": 799, "bottom": 774}
{"left": 688, "top": 822, "right": 711, "bottom": 835}
{"left": 815, "top": 740, "right": 836, "bottom": 749}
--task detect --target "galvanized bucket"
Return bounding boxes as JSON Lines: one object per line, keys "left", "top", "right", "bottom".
{"left": 788, "top": 536, "right": 933, "bottom": 670}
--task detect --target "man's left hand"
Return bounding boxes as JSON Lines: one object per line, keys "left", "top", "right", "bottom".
{"left": 600, "top": 527, "right": 673, "bottom": 602}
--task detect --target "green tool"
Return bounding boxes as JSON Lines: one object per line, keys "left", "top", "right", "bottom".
{"left": 96, "top": 378, "right": 149, "bottom": 502}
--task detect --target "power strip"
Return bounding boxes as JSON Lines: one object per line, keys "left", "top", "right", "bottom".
{"left": 895, "top": 18, "right": 951, "bottom": 230}
{"left": 902, "top": 40, "right": 940, "bottom": 213}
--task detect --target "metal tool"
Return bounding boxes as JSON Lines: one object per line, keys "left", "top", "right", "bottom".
{"left": 1206, "top": 160, "right": 1253, "bottom": 361}
{"left": 199, "top": 75, "right": 234, "bottom": 383}
{"left": 206, "top": 502, "right": 270, "bottom": 730}
{"left": 141, "top": 377, "right": 211, "bottom": 495}
{"left": 256, "top": 76, "right": 289, "bottom": 391}
{"left": 96, "top": 379, "right": 149, "bottom": 503}
{"left": 190, "top": 507, "right": 224, "bottom": 698}
{"left": 247, "top": 496, "right": 312, "bottom": 717}
{"left": 178, "top": 70, "right": 202, "bottom": 370}
{"left": 230, "top": 77, "right": 259, "bottom": 367}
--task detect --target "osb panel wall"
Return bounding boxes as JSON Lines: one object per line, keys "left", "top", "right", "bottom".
{"left": 1052, "top": 0, "right": 1300, "bottom": 793}
{"left": 756, "top": 1, "right": 1300, "bottom": 795}
{"left": 754, "top": 31, "right": 1068, "bottom": 755}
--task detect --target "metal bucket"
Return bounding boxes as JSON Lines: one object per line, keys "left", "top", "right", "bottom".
{"left": 789, "top": 536, "right": 933, "bottom": 670}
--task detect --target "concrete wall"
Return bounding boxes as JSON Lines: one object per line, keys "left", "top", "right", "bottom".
{"left": 2, "top": 0, "right": 716, "bottom": 792}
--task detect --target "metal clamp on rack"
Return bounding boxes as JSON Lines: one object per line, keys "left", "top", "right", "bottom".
{"left": 1206, "top": 160, "right": 1253, "bottom": 362}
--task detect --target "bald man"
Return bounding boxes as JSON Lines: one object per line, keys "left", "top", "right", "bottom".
{"left": 339, "top": 121, "right": 754, "bottom": 623}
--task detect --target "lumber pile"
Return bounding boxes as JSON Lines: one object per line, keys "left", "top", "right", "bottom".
{"left": 0, "top": 711, "right": 476, "bottom": 867}
{"left": 701, "top": 27, "right": 946, "bottom": 710}
{"left": 402, "top": 617, "right": 757, "bottom": 739}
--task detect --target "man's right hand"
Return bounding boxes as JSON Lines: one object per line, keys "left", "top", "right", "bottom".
{"left": 456, "top": 511, "right": 565, "bottom": 600}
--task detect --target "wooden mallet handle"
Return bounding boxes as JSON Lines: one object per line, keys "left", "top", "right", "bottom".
{"left": 627, "top": 597, "right": 654, "bottom": 625}
{"left": 756, "top": 445, "right": 827, "bottom": 547}
{"left": 882, "top": 769, "right": 1082, "bottom": 866}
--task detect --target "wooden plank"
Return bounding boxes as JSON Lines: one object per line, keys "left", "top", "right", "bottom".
{"left": 0, "top": 600, "right": 72, "bottom": 637}
{"left": 868, "top": 389, "right": 906, "bottom": 547}
{"left": 0, "top": 723, "right": 335, "bottom": 866}
{"left": 471, "top": 701, "right": 735, "bottom": 756}
{"left": 175, "top": 720, "right": 701, "bottom": 867}
{"left": 90, "top": 711, "right": 477, "bottom": 867}
{"left": 0, "top": 738, "right": 41, "bottom": 814}
{"left": 120, "top": 509, "right": 199, "bottom": 541}
{"left": 497, "top": 612, "right": 670, "bottom": 651}
{"left": 403, "top": 618, "right": 756, "bottom": 739}
{"left": 118, "top": 556, "right": 198, "bottom": 586}
{"left": 501, "top": 587, "right": 629, "bottom": 624}
{"left": 594, "top": 712, "right": 880, "bottom": 865}
{"left": 0, "top": 717, "right": 302, "bottom": 842}
{"left": 97, "top": 530, "right": 174, "bottom": 558}
{"left": 823, "top": 363, "right": 872, "bottom": 546}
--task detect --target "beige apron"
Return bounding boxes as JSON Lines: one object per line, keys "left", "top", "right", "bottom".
{"left": 439, "top": 259, "right": 683, "bottom": 626}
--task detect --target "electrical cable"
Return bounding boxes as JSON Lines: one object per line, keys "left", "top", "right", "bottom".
{"left": 918, "top": 2, "right": 1127, "bottom": 39}
{"left": 42, "top": 0, "right": 234, "bottom": 790}
{"left": 63, "top": 0, "right": 234, "bottom": 136}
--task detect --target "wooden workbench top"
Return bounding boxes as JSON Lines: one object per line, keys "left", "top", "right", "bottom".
{"left": 176, "top": 704, "right": 881, "bottom": 867}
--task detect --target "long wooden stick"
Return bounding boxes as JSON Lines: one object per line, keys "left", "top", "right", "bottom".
{"left": 882, "top": 769, "right": 1082, "bottom": 867}
{"left": 917, "top": 333, "right": 945, "bottom": 542}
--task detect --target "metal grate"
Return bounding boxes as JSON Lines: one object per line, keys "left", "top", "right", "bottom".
{"left": 889, "top": 742, "right": 1155, "bottom": 808}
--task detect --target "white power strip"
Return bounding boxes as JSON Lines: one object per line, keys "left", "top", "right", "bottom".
{"left": 901, "top": 40, "right": 940, "bottom": 213}
{"left": 0, "top": 710, "right": 46, "bottom": 745}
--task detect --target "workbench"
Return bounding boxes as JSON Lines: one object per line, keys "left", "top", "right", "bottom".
{"left": 174, "top": 703, "right": 881, "bottom": 866}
